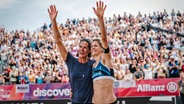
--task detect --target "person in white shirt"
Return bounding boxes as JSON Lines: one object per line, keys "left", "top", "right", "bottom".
{"left": 124, "top": 69, "right": 133, "bottom": 81}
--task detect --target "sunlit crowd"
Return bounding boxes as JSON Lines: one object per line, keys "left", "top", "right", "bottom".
{"left": 0, "top": 9, "right": 184, "bottom": 85}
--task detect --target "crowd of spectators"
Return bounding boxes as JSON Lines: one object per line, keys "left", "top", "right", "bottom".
{"left": 0, "top": 9, "right": 184, "bottom": 85}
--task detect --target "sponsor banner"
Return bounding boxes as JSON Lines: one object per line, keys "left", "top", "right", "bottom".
{"left": 0, "top": 85, "right": 13, "bottom": 100}
{"left": 0, "top": 85, "right": 24, "bottom": 100}
{"left": 114, "top": 80, "right": 136, "bottom": 88}
{"left": 0, "top": 83, "right": 71, "bottom": 100}
{"left": 0, "top": 78, "right": 179, "bottom": 101}
{"left": 16, "top": 84, "right": 29, "bottom": 93}
{"left": 24, "top": 83, "right": 71, "bottom": 100}
{"left": 117, "top": 78, "right": 179, "bottom": 97}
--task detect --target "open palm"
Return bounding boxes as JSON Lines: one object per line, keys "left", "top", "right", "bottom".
{"left": 93, "top": 1, "right": 106, "bottom": 18}
{"left": 48, "top": 5, "right": 58, "bottom": 21}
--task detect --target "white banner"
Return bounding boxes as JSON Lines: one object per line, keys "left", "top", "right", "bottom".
{"left": 114, "top": 80, "right": 136, "bottom": 88}
{"left": 16, "top": 84, "right": 29, "bottom": 93}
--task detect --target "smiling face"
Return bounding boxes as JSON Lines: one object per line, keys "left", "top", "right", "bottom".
{"left": 78, "top": 41, "right": 90, "bottom": 59}
{"left": 91, "top": 39, "right": 103, "bottom": 57}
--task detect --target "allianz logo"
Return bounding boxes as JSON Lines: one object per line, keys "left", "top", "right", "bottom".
{"left": 137, "top": 82, "right": 177, "bottom": 93}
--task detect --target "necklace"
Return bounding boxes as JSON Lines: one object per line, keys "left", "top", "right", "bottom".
{"left": 78, "top": 61, "right": 87, "bottom": 78}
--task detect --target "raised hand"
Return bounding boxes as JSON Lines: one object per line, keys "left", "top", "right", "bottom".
{"left": 93, "top": 1, "right": 107, "bottom": 18}
{"left": 48, "top": 5, "right": 58, "bottom": 21}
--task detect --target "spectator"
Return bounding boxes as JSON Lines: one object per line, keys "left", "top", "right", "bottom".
{"left": 156, "top": 66, "right": 167, "bottom": 78}
{"left": 124, "top": 69, "right": 133, "bottom": 81}
{"left": 52, "top": 70, "right": 62, "bottom": 83}
{"left": 0, "top": 8, "right": 184, "bottom": 84}
{"left": 114, "top": 64, "right": 124, "bottom": 80}
{"left": 168, "top": 56, "right": 179, "bottom": 78}
{"left": 0, "top": 74, "right": 5, "bottom": 85}
{"left": 2, "top": 68, "right": 10, "bottom": 85}
{"left": 44, "top": 71, "right": 53, "bottom": 84}
{"left": 152, "top": 58, "right": 160, "bottom": 78}
{"left": 61, "top": 73, "right": 69, "bottom": 83}
{"left": 0, "top": 50, "right": 8, "bottom": 67}
{"left": 9, "top": 67, "right": 18, "bottom": 85}
{"left": 18, "top": 71, "right": 29, "bottom": 84}
{"left": 143, "top": 64, "right": 153, "bottom": 80}
{"left": 35, "top": 72, "right": 44, "bottom": 84}
{"left": 129, "top": 59, "right": 137, "bottom": 73}
{"left": 133, "top": 66, "right": 144, "bottom": 81}
{"left": 171, "top": 9, "right": 176, "bottom": 20}
{"left": 28, "top": 70, "right": 36, "bottom": 84}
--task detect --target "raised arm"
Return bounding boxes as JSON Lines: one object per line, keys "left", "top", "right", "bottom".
{"left": 93, "top": 1, "right": 112, "bottom": 64}
{"left": 48, "top": 5, "right": 68, "bottom": 61}
{"left": 93, "top": 1, "right": 107, "bottom": 49}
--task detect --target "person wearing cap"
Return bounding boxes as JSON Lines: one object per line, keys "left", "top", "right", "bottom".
{"left": 143, "top": 63, "right": 153, "bottom": 79}
{"left": 168, "top": 56, "right": 179, "bottom": 78}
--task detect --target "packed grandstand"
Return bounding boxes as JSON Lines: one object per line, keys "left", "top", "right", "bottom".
{"left": 0, "top": 9, "right": 184, "bottom": 85}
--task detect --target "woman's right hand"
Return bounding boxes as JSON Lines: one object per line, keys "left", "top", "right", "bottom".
{"left": 70, "top": 89, "right": 73, "bottom": 99}
{"left": 48, "top": 5, "right": 58, "bottom": 21}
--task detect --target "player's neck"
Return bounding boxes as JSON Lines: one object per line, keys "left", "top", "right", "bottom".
{"left": 93, "top": 55, "right": 102, "bottom": 63}
{"left": 78, "top": 57, "right": 88, "bottom": 64}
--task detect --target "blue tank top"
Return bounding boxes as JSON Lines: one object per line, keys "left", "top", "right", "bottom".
{"left": 92, "top": 61, "right": 114, "bottom": 81}
{"left": 36, "top": 76, "right": 43, "bottom": 84}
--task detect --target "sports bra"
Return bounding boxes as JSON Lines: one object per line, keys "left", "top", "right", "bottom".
{"left": 92, "top": 61, "right": 114, "bottom": 81}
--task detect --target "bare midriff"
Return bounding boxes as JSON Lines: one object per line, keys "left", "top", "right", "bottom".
{"left": 93, "top": 79, "right": 116, "bottom": 104}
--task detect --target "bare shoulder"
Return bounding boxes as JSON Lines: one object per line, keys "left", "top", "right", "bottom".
{"left": 102, "top": 53, "right": 113, "bottom": 68}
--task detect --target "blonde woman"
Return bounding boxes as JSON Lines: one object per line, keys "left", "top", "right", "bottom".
{"left": 91, "top": 1, "right": 116, "bottom": 103}
{"left": 28, "top": 70, "right": 36, "bottom": 84}
{"left": 156, "top": 66, "right": 167, "bottom": 78}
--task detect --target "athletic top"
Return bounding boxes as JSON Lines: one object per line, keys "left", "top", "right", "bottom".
{"left": 92, "top": 61, "right": 114, "bottom": 81}
{"left": 65, "top": 52, "right": 95, "bottom": 103}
